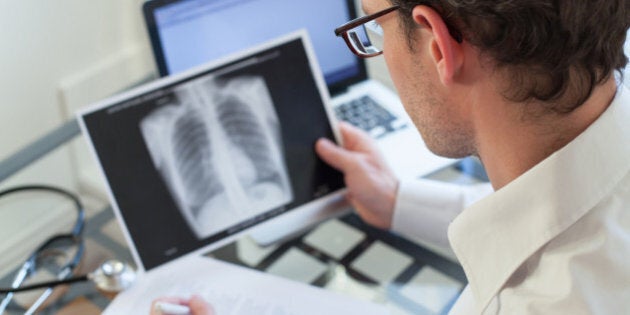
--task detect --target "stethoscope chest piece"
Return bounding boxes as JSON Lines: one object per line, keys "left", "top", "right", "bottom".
{"left": 88, "top": 260, "right": 136, "bottom": 293}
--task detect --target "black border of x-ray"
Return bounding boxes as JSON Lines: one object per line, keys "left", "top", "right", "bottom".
{"left": 81, "top": 37, "right": 344, "bottom": 271}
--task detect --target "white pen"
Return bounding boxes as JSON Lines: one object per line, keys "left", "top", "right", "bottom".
{"left": 154, "top": 302, "right": 191, "bottom": 315}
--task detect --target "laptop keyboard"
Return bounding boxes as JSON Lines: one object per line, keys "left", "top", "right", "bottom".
{"left": 334, "top": 95, "right": 407, "bottom": 139}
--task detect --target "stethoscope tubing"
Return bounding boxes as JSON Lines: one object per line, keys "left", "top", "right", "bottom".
{"left": 0, "top": 271, "right": 88, "bottom": 294}
{"left": 0, "top": 184, "right": 86, "bottom": 312}
{"left": 0, "top": 185, "right": 85, "bottom": 236}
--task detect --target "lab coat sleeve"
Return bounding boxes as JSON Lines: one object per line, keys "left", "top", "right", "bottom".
{"left": 391, "top": 179, "right": 493, "bottom": 254}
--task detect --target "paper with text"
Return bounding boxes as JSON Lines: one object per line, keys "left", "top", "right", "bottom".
{"left": 103, "top": 255, "right": 389, "bottom": 315}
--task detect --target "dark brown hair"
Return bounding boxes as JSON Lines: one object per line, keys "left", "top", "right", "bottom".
{"left": 391, "top": 0, "right": 630, "bottom": 113}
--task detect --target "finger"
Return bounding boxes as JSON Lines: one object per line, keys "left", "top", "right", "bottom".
{"left": 150, "top": 300, "right": 161, "bottom": 315}
{"left": 338, "top": 122, "right": 378, "bottom": 152}
{"left": 154, "top": 297, "right": 188, "bottom": 304}
{"left": 315, "top": 138, "right": 356, "bottom": 171}
{"left": 150, "top": 297, "right": 188, "bottom": 315}
{"left": 189, "top": 295, "right": 215, "bottom": 315}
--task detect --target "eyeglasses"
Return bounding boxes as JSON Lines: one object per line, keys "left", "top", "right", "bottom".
{"left": 334, "top": 5, "right": 400, "bottom": 58}
{"left": 335, "top": 4, "right": 464, "bottom": 58}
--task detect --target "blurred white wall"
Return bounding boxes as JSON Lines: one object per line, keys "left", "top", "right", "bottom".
{"left": 0, "top": 0, "right": 153, "bottom": 188}
{"left": 0, "top": 0, "right": 155, "bottom": 275}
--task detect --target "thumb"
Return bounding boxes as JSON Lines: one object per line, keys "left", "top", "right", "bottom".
{"left": 189, "top": 295, "right": 214, "bottom": 315}
{"left": 338, "top": 121, "right": 377, "bottom": 152}
{"left": 315, "top": 138, "right": 356, "bottom": 171}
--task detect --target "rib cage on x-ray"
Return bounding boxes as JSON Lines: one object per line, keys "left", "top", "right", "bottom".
{"left": 140, "top": 76, "right": 293, "bottom": 239}
{"left": 217, "top": 95, "right": 282, "bottom": 191}
{"left": 172, "top": 106, "right": 223, "bottom": 218}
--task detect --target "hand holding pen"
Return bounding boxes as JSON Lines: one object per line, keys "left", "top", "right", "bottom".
{"left": 151, "top": 295, "right": 214, "bottom": 315}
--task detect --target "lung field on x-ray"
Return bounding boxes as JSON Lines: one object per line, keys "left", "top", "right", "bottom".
{"left": 217, "top": 95, "right": 282, "bottom": 197}
{"left": 172, "top": 107, "right": 223, "bottom": 217}
{"left": 140, "top": 75, "right": 293, "bottom": 239}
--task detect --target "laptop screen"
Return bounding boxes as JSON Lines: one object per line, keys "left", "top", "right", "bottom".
{"left": 143, "top": 0, "right": 366, "bottom": 94}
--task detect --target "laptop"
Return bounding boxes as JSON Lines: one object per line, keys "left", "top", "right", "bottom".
{"left": 142, "top": 0, "right": 456, "bottom": 180}
{"left": 78, "top": 32, "right": 347, "bottom": 272}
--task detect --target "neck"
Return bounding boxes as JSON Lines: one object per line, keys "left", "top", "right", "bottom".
{"left": 474, "top": 78, "right": 617, "bottom": 190}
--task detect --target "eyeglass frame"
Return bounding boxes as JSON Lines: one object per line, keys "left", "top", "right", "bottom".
{"left": 334, "top": 5, "right": 400, "bottom": 58}
{"left": 334, "top": 4, "right": 463, "bottom": 58}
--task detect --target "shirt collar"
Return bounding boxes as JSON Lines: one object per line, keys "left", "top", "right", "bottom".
{"left": 447, "top": 85, "right": 630, "bottom": 313}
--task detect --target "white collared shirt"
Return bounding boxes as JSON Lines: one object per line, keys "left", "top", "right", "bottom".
{"left": 392, "top": 85, "right": 630, "bottom": 314}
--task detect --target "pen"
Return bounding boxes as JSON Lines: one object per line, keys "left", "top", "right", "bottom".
{"left": 154, "top": 301, "right": 191, "bottom": 315}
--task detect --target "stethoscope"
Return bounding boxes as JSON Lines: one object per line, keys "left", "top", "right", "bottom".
{"left": 0, "top": 185, "right": 136, "bottom": 314}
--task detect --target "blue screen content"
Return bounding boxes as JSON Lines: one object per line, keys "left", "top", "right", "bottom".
{"left": 154, "top": 0, "right": 361, "bottom": 85}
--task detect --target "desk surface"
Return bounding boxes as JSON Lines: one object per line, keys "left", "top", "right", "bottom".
{"left": 0, "top": 163, "right": 483, "bottom": 315}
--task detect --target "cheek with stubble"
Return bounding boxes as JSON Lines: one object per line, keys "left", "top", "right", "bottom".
{"left": 402, "top": 74, "right": 476, "bottom": 159}
{"left": 382, "top": 37, "right": 477, "bottom": 158}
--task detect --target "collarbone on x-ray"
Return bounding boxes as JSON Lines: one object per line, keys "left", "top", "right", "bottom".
{"left": 140, "top": 75, "right": 293, "bottom": 239}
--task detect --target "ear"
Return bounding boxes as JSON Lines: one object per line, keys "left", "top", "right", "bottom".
{"left": 411, "top": 5, "right": 463, "bottom": 85}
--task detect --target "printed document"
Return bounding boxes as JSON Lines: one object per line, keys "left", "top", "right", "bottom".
{"left": 103, "top": 255, "right": 389, "bottom": 314}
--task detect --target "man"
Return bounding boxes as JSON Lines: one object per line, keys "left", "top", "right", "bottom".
{"left": 155, "top": 0, "right": 630, "bottom": 313}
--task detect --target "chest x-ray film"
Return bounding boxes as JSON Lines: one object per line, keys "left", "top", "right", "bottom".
{"left": 78, "top": 31, "right": 344, "bottom": 271}
{"left": 139, "top": 75, "right": 293, "bottom": 239}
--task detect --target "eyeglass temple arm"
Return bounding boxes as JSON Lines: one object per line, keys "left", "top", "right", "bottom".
{"left": 334, "top": 5, "right": 400, "bottom": 36}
